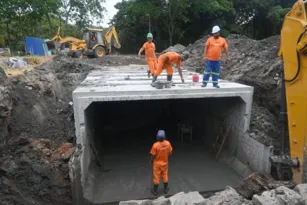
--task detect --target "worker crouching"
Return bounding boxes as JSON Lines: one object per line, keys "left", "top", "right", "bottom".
{"left": 152, "top": 52, "right": 188, "bottom": 85}
{"left": 150, "top": 130, "right": 173, "bottom": 196}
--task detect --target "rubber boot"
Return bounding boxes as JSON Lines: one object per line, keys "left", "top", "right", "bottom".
{"left": 151, "top": 75, "right": 158, "bottom": 87}
{"left": 167, "top": 75, "right": 173, "bottom": 81}
{"left": 152, "top": 75, "right": 158, "bottom": 83}
{"left": 164, "top": 183, "right": 169, "bottom": 194}
{"left": 147, "top": 70, "right": 151, "bottom": 78}
{"left": 151, "top": 184, "right": 158, "bottom": 196}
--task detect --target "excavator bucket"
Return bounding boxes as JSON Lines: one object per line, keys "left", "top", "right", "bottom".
{"left": 113, "top": 40, "right": 121, "bottom": 49}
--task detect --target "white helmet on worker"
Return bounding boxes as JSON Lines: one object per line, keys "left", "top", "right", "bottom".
{"left": 212, "top": 25, "right": 220, "bottom": 34}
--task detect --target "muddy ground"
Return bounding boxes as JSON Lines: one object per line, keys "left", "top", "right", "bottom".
{"left": 0, "top": 34, "right": 282, "bottom": 204}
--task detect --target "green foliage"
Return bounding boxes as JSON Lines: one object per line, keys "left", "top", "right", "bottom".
{"left": 112, "top": 0, "right": 292, "bottom": 53}
{"left": 0, "top": 0, "right": 106, "bottom": 53}
{"left": 0, "top": 0, "right": 293, "bottom": 54}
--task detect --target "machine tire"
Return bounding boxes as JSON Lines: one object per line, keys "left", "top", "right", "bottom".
{"left": 94, "top": 46, "right": 106, "bottom": 58}
{"left": 67, "top": 50, "right": 73, "bottom": 57}
{"left": 75, "top": 51, "right": 84, "bottom": 58}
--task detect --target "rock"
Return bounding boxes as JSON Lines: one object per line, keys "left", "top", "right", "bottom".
{"left": 252, "top": 190, "right": 281, "bottom": 205}
{"left": 60, "top": 147, "right": 75, "bottom": 161}
{"left": 0, "top": 158, "right": 18, "bottom": 174}
{"left": 119, "top": 200, "right": 152, "bottom": 205}
{"left": 31, "top": 139, "right": 52, "bottom": 150}
{"left": 169, "top": 191, "right": 205, "bottom": 205}
{"left": 152, "top": 197, "right": 171, "bottom": 205}
{"left": 12, "top": 135, "right": 30, "bottom": 146}
{"left": 252, "top": 186, "right": 304, "bottom": 205}
{"left": 294, "top": 184, "right": 307, "bottom": 204}
{"left": 275, "top": 186, "right": 304, "bottom": 205}
{"left": 52, "top": 143, "right": 74, "bottom": 161}
{"left": 203, "top": 186, "right": 248, "bottom": 205}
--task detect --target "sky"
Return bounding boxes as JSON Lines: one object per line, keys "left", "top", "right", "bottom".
{"left": 102, "top": 0, "right": 122, "bottom": 27}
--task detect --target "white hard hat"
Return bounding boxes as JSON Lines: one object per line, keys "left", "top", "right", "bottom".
{"left": 212, "top": 25, "right": 220, "bottom": 33}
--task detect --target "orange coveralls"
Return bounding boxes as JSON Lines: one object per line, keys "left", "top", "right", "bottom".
{"left": 142, "top": 42, "right": 157, "bottom": 75}
{"left": 150, "top": 140, "right": 173, "bottom": 185}
{"left": 155, "top": 52, "right": 182, "bottom": 76}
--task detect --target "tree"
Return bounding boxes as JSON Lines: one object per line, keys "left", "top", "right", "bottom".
{"left": 234, "top": 0, "right": 291, "bottom": 39}
{"left": 162, "top": 0, "right": 189, "bottom": 46}
{"left": 59, "top": 0, "right": 106, "bottom": 32}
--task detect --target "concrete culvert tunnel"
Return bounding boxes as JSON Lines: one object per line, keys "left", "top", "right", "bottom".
{"left": 86, "top": 97, "right": 244, "bottom": 203}
{"left": 70, "top": 65, "right": 273, "bottom": 204}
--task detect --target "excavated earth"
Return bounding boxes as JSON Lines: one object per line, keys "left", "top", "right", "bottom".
{"left": 0, "top": 35, "right": 284, "bottom": 204}
{"left": 0, "top": 55, "right": 146, "bottom": 205}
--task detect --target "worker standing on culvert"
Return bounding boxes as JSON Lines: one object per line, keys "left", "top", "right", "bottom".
{"left": 138, "top": 33, "right": 157, "bottom": 78}
{"left": 152, "top": 52, "right": 187, "bottom": 85}
{"left": 202, "top": 25, "right": 230, "bottom": 88}
{"left": 150, "top": 130, "right": 173, "bottom": 196}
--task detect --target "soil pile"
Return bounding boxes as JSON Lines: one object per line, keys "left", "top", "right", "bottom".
{"left": 0, "top": 55, "right": 145, "bottom": 205}
{"left": 162, "top": 44, "right": 186, "bottom": 54}
{"left": 182, "top": 34, "right": 282, "bottom": 146}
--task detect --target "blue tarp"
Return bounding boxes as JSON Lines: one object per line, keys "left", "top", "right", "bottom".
{"left": 25, "top": 37, "right": 46, "bottom": 56}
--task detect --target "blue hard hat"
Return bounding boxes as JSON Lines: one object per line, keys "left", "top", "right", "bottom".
{"left": 157, "top": 130, "right": 165, "bottom": 140}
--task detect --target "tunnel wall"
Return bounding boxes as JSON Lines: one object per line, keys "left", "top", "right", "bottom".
{"left": 72, "top": 97, "right": 274, "bottom": 203}
{"left": 79, "top": 104, "right": 98, "bottom": 202}
{"left": 201, "top": 97, "right": 245, "bottom": 152}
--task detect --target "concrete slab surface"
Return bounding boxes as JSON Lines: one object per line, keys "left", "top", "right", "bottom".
{"left": 73, "top": 65, "right": 253, "bottom": 100}
{"left": 92, "top": 140, "right": 240, "bottom": 204}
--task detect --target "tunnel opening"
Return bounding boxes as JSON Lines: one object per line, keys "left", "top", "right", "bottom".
{"left": 83, "top": 97, "right": 246, "bottom": 204}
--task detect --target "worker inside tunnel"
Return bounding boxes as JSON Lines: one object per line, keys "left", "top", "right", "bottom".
{"left": 84, "top": 97, "right": 246, "bottom": 204}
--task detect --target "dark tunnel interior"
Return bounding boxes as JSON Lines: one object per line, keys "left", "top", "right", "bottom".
{"left": 83, "top": 97, "right": 245, "bottom": 203}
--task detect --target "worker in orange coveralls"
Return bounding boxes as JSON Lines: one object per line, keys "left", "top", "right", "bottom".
{"left": 152, "top": 52, "right": 187, "bottom": 84}
{"left": 150, "top": 130, "right": 173, "bottom": 196}
{"left": 138, "top": 33, "right": 157, "bottom": 78}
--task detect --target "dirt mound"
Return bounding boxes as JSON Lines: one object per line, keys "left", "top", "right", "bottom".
{"left": 249, "top": 103, "right": 279, "bottom": 146}
{"left": 162, "top": 44, "right": 186, "bottom": 53}
{"left": 0, "top": 55, "right": 145, "bottom": 205}
{"left": 183, "top": 34, "right": 282, "bottom": 146}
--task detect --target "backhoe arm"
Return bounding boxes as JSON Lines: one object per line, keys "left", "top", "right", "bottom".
{"left": 51, "top": 26, "right": 62, "bottom": 41}
{"left": 104, "top": 26, "right": 121, "bottom": 53}
{"left": 272, "top": 0, "right": 307, "bottom": 184}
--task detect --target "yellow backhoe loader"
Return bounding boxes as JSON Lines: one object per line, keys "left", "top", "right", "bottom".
{"left": 270, "top": 0, "right": 307, "bottom": 184}
{"left": 72, "top": 26, "right": 121, "bottom": 58}
{"left": 47, "top": 26, "right": 121, "bottom": 58}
